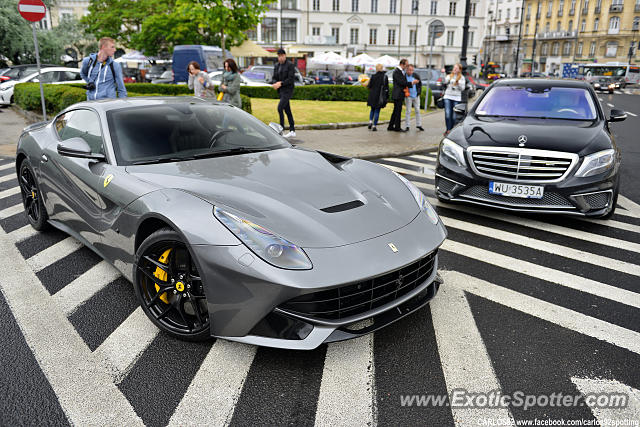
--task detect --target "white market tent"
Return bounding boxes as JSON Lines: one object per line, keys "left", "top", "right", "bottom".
{"left": 114, "top": 51, "right": 150, "bottom": 63}
{"left": 309, "top": 51, "right": 348, "bottom": 66}
{"left": 375, "top": 55, "right": 400, "bottom": 67}
{"left": 348, "top": 53, "right": 376, "bottom": 67}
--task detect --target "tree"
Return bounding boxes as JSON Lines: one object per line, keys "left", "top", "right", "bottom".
{"left": 0, "top": 0, "right": 40, "bottom": 64}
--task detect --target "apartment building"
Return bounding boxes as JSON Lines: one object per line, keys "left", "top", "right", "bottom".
{"left": 481, "top": 0, "right": 525, "bottom": 75}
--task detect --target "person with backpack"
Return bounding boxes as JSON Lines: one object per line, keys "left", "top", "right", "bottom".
{"left": 366, "top": 64, "right": 389, "bottom": 132}
{"left": 80, "top": 37, "right": 127, "bottom": 100}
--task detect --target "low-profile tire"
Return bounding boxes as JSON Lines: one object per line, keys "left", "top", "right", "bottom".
{"left": 19, "top": 160, "right": 49, "bottom": 231}
{"left": 134, "top": 227, "right": 211, "bottom": 342}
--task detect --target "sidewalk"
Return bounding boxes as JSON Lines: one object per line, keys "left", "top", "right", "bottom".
{"left": 0, "top": 105, "right": 444, "bottom": 159}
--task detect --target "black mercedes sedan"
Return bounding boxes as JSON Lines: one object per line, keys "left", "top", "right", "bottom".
{"left": 435, "top": 79, "right": 626, "bottom": 218}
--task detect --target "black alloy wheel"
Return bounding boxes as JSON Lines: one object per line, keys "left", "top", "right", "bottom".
{"left": 134, "top": 228, "right": 210, "bottom": 341}
{"left": 19, "top": 160, "right": 49, "bottom": 231}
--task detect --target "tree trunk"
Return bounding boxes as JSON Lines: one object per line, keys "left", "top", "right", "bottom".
{"left": 221, "top": 28, "right": 226, "bottom": 60}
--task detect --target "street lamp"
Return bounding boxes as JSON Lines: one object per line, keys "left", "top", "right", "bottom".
{"left": 414, "top": 0, "right": 419, "bottom": 64}
{"left": 514, "top": 0, "right": 525, "bottom": 76}
{"left": 460, "top": 0, "right": 471, "bottom": 71}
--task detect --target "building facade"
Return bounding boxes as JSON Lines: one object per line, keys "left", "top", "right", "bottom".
{"left": 481, "top": 0, "right": 525, "bottom": 76}
{"left": 248, "top": 0, "right": 488, "bottom": 69}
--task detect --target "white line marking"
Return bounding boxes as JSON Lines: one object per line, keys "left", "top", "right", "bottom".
{"left": 432, "top": 283, "right": 515, "bottom": 426}
{"left": 408, "top": 154, "right": 438, "bottom": 162}
{"left": 607, "top": 103, "right": 615, "bottom": 108}
{"left": 626, "top": 111, "right": 638, "bottom": 117}
{"left": 0, "top": 203, "right": 23, "bottom": 219}
{"left": 168, "top": 340, "right": 257, "bottom": 426}
{"left": 315, "top": 334, "right": 376, "bottom": 427}
{"left": 94, "top": 307, "right": 159, "bottom": 382}
{"left": 423, "top": 193, "right": 640, "bottom": 253}
{"left": 442, "top": 239, "right": 640, "bottom": 309}
{"left": 0, "top": 163, "right": 14, "bottom": 171}
{"left": 52, "top": 261, "right": 122, "bottom": 316}
{"left": 617, "top": 195, "right": 640, "bottom": 218}
{"left": 8, "top": 224, "right": 39, "bottom": 243}
{"left": 381, "top": 163, "right": 435, "bottom": 178}
{"left": 0, "top": 186, "right": 20, "bottom": 199}
{"left": 572, "top": 377, "right": 640, "bottom": 422}
{"left": 579, "top": 216, "right": 640, "bottom": 235}
{"left": 441, "top": 215, "right": 640, "bottom": 277}
{"left": 441, "top": 270, "right": 640, "bottom": 355}
{"left": 18, "top": 4, "right": 46, "bottom": 13}
{"left": 599, "top": 98, "right": 604, "bottom": 102}
{"left": 0, "top": 173, "right": 17, "bottom": 184}
{"left": 0, "top": 226, "right": 144, "bottom": 425}
{"left": 381, "top": 157, "right": 433, "bottom": 170}
{"left": 26, "top": 236, "right": 83, "bottom": 272}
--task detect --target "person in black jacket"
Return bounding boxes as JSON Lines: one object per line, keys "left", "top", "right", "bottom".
{"left": 271, "top": 48, "right": 296, "bottom": 138}
{"left": 388, "top": 58, "right": 409, "bottom": 132}
{"left": 366, "top": 64, "right": 389, "bottom": 131}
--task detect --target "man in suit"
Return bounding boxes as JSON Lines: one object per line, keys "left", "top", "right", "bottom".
{"left": 271, "top": 48, "right": 296, "bottom": 138}
{"left": 388, "top": 58, "right": 409, "bottom": 132}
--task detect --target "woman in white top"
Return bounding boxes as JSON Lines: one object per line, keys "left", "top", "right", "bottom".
{"left": 443, "top": 63, "right": 466, "bottom": 134}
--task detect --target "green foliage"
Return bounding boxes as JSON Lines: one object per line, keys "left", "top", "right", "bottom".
{"left": 239, "top": 85, "right": 373, "bottom": 101}
{"left": 14, "top": 83, "right": 252, "bottom": 115}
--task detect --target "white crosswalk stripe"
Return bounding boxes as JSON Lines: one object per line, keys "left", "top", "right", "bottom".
{"left": 0, "top": 163, "right": 14, "bottom": 171}
{"left": 381, "top": 157, "right": 435, "bottom": 170}
{"left": 8, "top": 223, "right": 39, "bottom": 243}
{"left": 0, "top": 186, "right": 20, "bottom": 199}
{"left": 0, "top": 203, "right": 23, "bottom": 219}
{"left": 626, "top": 111, "right": 638, "bottom": 117}
{"left": 26, "top": 236, "right": 84, "bottom": 272}
{"left": 382, "top": 163, "right": 436, "bottom": 178}
{"left": 0, "top": 173, "right": 17, "bottom": 184}
{"left": 407, "top": 154, "right": 438, "bottom": 163}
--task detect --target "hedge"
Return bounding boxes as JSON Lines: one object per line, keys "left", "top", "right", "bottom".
{"left": 14, "top": 83, "right": 252, "bottom": 116}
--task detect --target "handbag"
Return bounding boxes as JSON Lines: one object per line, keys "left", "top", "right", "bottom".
{"left": 403, "top": 86, "right": 410, "bottom": 97}
{"left": 217, "top": 91, "right": 224, "bottom": 101}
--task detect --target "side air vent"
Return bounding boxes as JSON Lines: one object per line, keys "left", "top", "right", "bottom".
{"left": 321, "top": 200, "right": 364, "bottom": 213}
{"left": 317, "top": 150, "right": 352, "bottom": 164}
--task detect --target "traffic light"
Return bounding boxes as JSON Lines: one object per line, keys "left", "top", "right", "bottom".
{"left": 473, "top": 55, "right": 477, "bottom": 65}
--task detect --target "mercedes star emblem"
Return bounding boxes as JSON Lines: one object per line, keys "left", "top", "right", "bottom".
{"left": 518, "top": 135, "right": 527, "bottom": 146}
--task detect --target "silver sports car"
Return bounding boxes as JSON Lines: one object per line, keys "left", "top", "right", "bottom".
{"left": 16, "top": 97, "right": 446, "bottom": 350}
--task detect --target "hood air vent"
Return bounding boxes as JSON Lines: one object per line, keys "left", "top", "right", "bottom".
{"left": 320, "top": 200, "right": 364, "bottom": 213}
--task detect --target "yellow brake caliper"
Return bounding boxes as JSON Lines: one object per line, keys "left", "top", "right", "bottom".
{"left": 154, "top": 249, "right": 172, "bottom": 304}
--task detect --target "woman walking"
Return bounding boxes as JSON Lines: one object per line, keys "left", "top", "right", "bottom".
{"left": 443, "top": 63, "right": 465, "bottom": 135}
{"left": 366, "top": 64, "right": 389, "bottom": 131}
{"left": 187, "top": 61, "right": 214, "bottom": 97}
{"left": 218, "top": 58, "right": 242, "bottom": 108}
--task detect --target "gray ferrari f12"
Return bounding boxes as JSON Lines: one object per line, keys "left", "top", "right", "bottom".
{"left": 16, "top": 97, "right": 446, "bottom": 349}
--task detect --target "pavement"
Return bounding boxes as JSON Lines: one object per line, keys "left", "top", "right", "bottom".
{"left": 0, "top": 104, "right": 444, "bottom": 159}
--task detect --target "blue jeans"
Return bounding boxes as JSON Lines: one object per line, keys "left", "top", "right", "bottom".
{"left": 369, "top": 108, "right": 381, "bottom": 125}
{"left": 444, "top": 98, "right": 461, "bottom": 131}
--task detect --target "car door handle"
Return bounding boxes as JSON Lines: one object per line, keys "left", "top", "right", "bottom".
{"left": 41, "top": 154, "right": 48, "bottom": 162}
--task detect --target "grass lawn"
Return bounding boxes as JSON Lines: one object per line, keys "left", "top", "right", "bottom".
{"left": 251, "top": 98, "right": 396, "bottom": 125}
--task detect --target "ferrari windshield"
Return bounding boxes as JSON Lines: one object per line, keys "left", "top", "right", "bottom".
{"left": 475, "top": 86, "right": 598, "bottom": 120}
{"left": 107, "top": 103, "right": 290, "bottom": 165}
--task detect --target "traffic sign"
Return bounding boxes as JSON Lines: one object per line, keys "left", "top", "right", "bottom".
{"left": 18, "top": 0, "right": 46, "bottom": 22}
{"left": 429, "top": 19, "right": 445, "bottom": 39}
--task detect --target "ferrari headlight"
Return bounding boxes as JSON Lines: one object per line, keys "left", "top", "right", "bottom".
{"left": 574, "top": 149, "right": 615, "bottom": 178}
{"left": 392, "top": 171, "right": 439, "bottom": 225}
{"left": 439, "top": 138, "right": 466, "bottom": 168}
{"left": 214, "top": 207, "right": 312, "bottom": 270}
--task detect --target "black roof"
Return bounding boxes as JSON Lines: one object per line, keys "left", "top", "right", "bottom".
{"left": 493, "top": 78, "right": 590, "bottom": 88}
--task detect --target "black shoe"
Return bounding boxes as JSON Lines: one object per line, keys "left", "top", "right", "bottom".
{"left": 368, "top": 123, "right": 372, "bottom": 129}
{"left": 387, "top": 127, "right": 395, "bottom": 131}
{"left": 397, "top": 128, "right": 408, "bottom": 132}
{"left": 417, "top": 126, "right": 425, "bottom": 131}
{"left": 372, "top": 126, "right": 377, "bottom": 131}
{"left": 405, "top": 127, "right": 410, "bottom": 131}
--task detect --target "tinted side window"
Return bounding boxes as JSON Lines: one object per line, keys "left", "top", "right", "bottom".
{"left": 60, "top": 71, "right": 80, "bottom": 81}
{"left": 36, "top": 71, "right": 60, "bottom": 83}
{"left": 55, "top": 110, "right": 104, "bottom": 154}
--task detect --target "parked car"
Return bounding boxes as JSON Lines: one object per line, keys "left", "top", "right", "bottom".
{"left": 247, "top": 65, "right": 305, "bottom": 86}
{"left": 122, "top": 67, "right": 142, "bottom": 83}
{"left": 172, "top": 45, "right": 232, "bottom": 84}
{"left": 335, "top": 71, "right": 361, "bottom": 85}
{"left": 308, "top": 70, "right": 335, "bottom": 84}
{"left": 613, "top": 77, "right": 626, "bottom": 89}
{"left": 412, "top": 68, "right": 445, "bottom": 102}
{"left": 436, "top": 78, "right": 624, "bottom": 219}
{"left": 0, "top": 67, "right": 83, "bottom": 105}
{"left": 16, "top": 96, "right": 446, "bottom": 348}
{"left": 0, "top": 63, "right": 59, "bottom": 82}
{"left": 208, "top": 70, "right": 271, "bottom": 87}
{"left": 151, "top": 70, "right": 174, "bottom": 84}
{"left": 592, "top": 77, "right": 615, "bottom": 94}
{"left": 145, "top": 63, "right": 172, "bottom": 82}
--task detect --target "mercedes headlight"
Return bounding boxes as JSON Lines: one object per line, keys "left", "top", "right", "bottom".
{"left": 574, "top": 149, "right": 615, "bottom": 178}
{"left": 392, "top": 171, "right": 439, "bottom": 225}
{"left": 439, "top": 138, "right": 466, "bottom": 168}
{"left": 214, "top": 207, "right": 312, "bottom": 270}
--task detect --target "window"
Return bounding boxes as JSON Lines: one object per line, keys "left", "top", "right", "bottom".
{"left": 558, "top": 0, "right": 564, "bottom": 15}
{"left": 33, "top": 71, "right": 59, "bottom": 83}
{"left": 594, "top": 17, "right": 598, "bottom": 31}
{"left": 369, "top": 28, "right": 378, "bottom": 44}
{"left": 411, "top": 0, "right": 419, "bottom": 13}
{"left": 541, "top": 42, "right": 548, "bottom": 55}
{"left": 563, "top": 42, "right": 571, "bottom": 55}
{"left": 595, "top": 0, "right": 601, "bottom": 11}
{"left": 576, "top": 42, "right": 583, "bottom": 56}
{"left": 526, "top": 23, "right": 529, "bottom": 34}
{"left": 332, "top": 27, "right": 340, "bottom": 43}
{"left": 431, "top": 0, "right": 438, "bottom": 14}
{"left": 570, "top": 0, "right": 576, "bottom": 13}
{"left": 246, "top": 27, "right": 257, "bottom": 40}
{"left": 449, "top": 1, "right": 456, "bottom": 15}
{"left": 611, "top": 0, "right": 622, "bottom": 5}
{"left": 523, "top": 42, "right": 528, "bottom": 54}
{"left": 552, "top": 42, "right": 559, "bottom": 55}
{"left": 352, "top": 0, "right": 359, "bottom": 11}
{"left": 313, "top": 0, "right": 320, "bottom": 10}
{"left": 605, "top": 41, "right": 617, "bottom": 57}
{"left": 497, "top": 9, "right": 501, "bottom": 20}
{"left": 350, "top": 28, "right": 359, "bottom": 44}
{"left": 537, "top": 2, "right": 542, "bottom": 17}
{"left": 281, "top": 18, "right": 297, "bottom": 41}
{"left": 333, "top": 0, "right": 340, "bottom": 11}
{"left": 262, "top": 17, "right": 277, "bottom": 43}
{"left": 312, "top": 26, "right": 321, "bottom": 36}
{"left": 507, "top": 9, "right": 511, "bottom": 19}
{"left": 55, "top": 110, "right": 104, "bottom": 155}
{"left": 568, "top": 20, "right": 572, "bottom": 31}
{"left": 527, "top": 3, "right": 531, "bottom": 18}
{"left": 516, "top": 7, "right": 520, "bottom": 17}
{"left": 557, "top": 21, "right": 561, "bottom": 31}
{"left": 371, "top": 0, "right": 378, "bottom": 12}
{"left": 547, "top": 0, "right": 552, "bottom": 16}
{"left": 468, "top": 31, "right": 474, "bottom": 46}
{"left": 545, "top": 22, "right": 550, "bottom": 32}
{"left": 581, "top": 19, "right": 586, "bottom": 31}
{"left": 589, "top": 41, "right": 596, "bottom": 56}
{"left": 609, "top": 16, "right": 619, "bottom": 33}
{"left": 282, "top": 0, "right": 297, "bottom": 8}
{"left": 388, "top": 28, "right": 396, "bottom": 44}
{"left": 634, "top": 16, "right": 640, "bottom": 30}
{"left": 446, "top": 29, "right": 454, "bottom": 46}
{"left": 409, "top": 29, "right": 417, "bottom": 45}
{"left": 390, "top": 0, "right": 397, "bottom": 13}
{"left": 471, "top": 2, "right": 477, "bottom": 15}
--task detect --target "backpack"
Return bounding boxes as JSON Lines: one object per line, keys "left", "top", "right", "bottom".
{"left": 84, "top": 56, "right": 116, "bottom": 83}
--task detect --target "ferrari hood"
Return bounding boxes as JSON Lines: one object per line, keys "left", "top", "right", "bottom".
{"left": 125, "top": 148, "right": 421, "bottom": 248}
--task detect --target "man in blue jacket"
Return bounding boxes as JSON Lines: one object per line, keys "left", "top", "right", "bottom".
{"left": 80, "top": 37, "right": 127, "bottom": 100}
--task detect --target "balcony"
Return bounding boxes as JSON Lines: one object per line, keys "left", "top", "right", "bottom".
{"left": 569, "top": 8, "right": 575, "bottom": 15}
{"left": 526, "top": 13, "right": 531, "bottom": 19}
{"left": 558, "top": 10, "right": 563, "bottom": 16}
{"left": 609, "top": 4, "right": 623, "bottom": 12}
{"left": 594, "top": 6, "right": 601, "bottom": 13}
{"left": 536, "top": 12, "right": 541, "bottom": 18}
{"left": 608, "top": 28, "right": 620, "bottom": 35}
{"left": 546, "top": 11, "right": 552, "bottom": 17}
{"left": 581, "top": 7, "right": 588, "bottom": 14}
{"left": 536, "top": 30, "right": 578, "bottom": 39}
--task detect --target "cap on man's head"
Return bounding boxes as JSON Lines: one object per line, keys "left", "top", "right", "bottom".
{"left": 277, "top": 48, "right": 286, "bottom": 55}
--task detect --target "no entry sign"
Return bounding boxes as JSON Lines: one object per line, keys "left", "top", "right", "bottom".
{"left": 18, "top": 0, "right": 47, "bottom": 22}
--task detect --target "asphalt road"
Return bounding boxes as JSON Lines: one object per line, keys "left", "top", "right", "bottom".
{"left": 0, "top": 94, "right": 639, "bottom": 426}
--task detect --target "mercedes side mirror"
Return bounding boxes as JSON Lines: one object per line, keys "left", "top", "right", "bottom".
{"left": 57, "top": 137, "right": 106, "bottom": 161}
{"left": 268, "top": 122, "right": 284, "bottom": 135}
{"left": 453, "top": 103, "right": 467, "bottom": 116}
{"left": 608, "top": 109, "right": 627, "bottom": 123}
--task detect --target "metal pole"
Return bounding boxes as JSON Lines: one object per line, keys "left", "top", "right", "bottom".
{"left": 514, "top": 0, "right": 525, "bottom": 76}
{"left": 429, "top": 29, "right": 434, "bottom": 70}
{"left": 31, "top": 22, "right": 46, "bottom": 121}
{"left": 530, "top": 3, "right": 539, "bottom": 72}
{"left": 460, "top": 0, "right": 471, "bottom": 70}
{"left": 414, "top": 0, "right": 419, "bottom": 64}
{"left": 398, "top": 0, "right": 403, "bottom": 57}
{"left": 280, "top": 0, "right": 283, "bottom": 49}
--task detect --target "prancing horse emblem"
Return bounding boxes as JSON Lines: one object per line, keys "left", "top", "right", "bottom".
{"left": 518, "top": 135, "right": 527, "bottom": 147}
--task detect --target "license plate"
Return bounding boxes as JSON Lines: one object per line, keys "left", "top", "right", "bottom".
{"left": 488, "top": 182, "right": 544, "bottom": 199}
